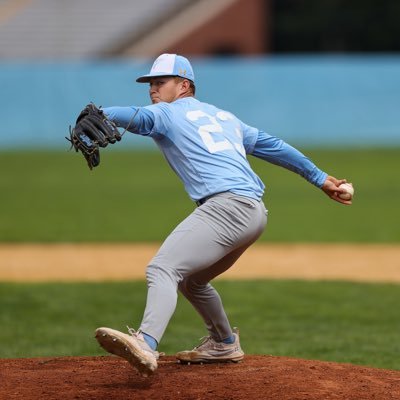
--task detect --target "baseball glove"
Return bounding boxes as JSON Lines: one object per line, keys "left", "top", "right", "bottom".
{"left": 67, "top": 103, "right": 121, "bottom": 169}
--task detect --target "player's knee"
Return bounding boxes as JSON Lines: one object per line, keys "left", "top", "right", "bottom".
{"left": 146, "top": 263, "right": 182, "bottom": 286}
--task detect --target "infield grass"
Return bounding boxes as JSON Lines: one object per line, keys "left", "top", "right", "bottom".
{"left": 0, "top": 148, "right": 399, "bottom": 242}
{"left": 0, "top": 280, "right": 399, "bottom": 370}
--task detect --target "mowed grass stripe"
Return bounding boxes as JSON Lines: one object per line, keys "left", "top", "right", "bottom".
{"left": 0, "top": 149, "right": 399, "bottom": 242}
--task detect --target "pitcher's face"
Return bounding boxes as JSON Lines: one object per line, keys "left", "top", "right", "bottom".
{"left": 149, "top": 77, "right": 182, "bottom": 104}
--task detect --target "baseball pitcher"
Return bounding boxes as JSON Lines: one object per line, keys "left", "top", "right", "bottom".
{"left": 69, "top": 54, "right": 352, "bottom": 377}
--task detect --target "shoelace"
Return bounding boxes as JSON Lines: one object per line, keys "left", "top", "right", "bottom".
{"left": 127, "top": 326, "right": 165, "bottom": 357}
{"left": 127, "top": 326, "right": 140, "bottom": 337}
{"left": 194, "top": 335, "right": 214, "bottom": 349}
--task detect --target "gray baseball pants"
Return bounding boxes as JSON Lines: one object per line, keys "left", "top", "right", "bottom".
{"left": 139, "top": 192, "right": 268, "bottom": 343}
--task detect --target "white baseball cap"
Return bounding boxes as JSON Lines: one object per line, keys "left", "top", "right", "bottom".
{"left": 136, "top": 53, "right": 195, "bottom": 83}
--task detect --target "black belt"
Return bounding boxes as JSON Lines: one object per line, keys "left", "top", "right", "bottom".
{"left": 195, "top": 193, "right": 222, "bottom": 207}
{"left": 195, "top": 197, "right": 208, "bottom": 207}
{"left": 196, "top": 192, "right": 258, "bottom": 208}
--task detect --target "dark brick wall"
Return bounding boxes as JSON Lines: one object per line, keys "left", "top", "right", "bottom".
{"left": 165, "top": 0, "right": 269, "bottom": 56}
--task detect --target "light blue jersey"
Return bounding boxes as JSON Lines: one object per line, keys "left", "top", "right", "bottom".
{"left": 104, "top": 97, "right": 327, "bottom": 202}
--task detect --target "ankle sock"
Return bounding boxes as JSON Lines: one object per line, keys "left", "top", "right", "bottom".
{"left": 142, "top": 332, "right": 158, "bottom": 351}
{"left": 221, "top": 335, "right": 235, "bottom": 344}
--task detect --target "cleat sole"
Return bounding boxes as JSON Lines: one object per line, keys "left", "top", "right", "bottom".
{"left": 95, "top": 327, "right": 157, "bottom": 377}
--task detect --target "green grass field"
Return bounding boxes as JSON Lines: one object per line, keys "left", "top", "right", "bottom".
{"left": 0, "top": 148, "right": 399, "bottom": 242}
{"left": 1, "top": 280, "right": 399, "bottom": 370}
{"left": 0, "top": 149, "right": 399, "bottom": 370}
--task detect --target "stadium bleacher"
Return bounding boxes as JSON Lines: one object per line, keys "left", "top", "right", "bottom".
{"left": 0, "top": 0, "right": 194, "bottom": 58}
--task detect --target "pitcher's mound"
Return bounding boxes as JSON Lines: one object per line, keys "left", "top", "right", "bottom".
{"left": 2, "top": 355, "right": 399, "bottom": 399}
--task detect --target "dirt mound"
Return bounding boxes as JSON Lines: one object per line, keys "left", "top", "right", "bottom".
{"left": 2, "top": 355, "right": 399, "bottom": 400}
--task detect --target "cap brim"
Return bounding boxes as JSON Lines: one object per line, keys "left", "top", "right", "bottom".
{"left": 136, "top": 73, "right": 176, "bottom": 83}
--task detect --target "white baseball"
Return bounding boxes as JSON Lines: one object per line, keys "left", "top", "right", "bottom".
{"left": 338, "top": 183, "right": 354, "bottom": 200}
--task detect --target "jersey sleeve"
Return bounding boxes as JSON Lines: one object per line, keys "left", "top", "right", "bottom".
{"left": 250, "top": 130, "right": 328, "bottom": 188}
{"left": 102, "top": 106, "right": 155, "bottom": 136}
{"left": 240, "top": 121, "right": 260, "bottom": 154}
{"left": 142, "top": 103, "right": 174, "bottom": 138}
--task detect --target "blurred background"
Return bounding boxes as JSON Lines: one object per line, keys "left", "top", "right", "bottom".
{"left": 0, "top": 0, "right": 399, "bottom": 149}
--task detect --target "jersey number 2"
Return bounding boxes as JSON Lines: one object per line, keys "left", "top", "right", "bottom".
{"left": 186, "top": 110, "right": 245, "bottom": 156}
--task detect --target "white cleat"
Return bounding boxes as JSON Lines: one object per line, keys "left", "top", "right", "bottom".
{"left": 95, "top": 327, "right": 159, "bottom": 377}
{"left": 176, "top": 327, "right": 244, "bottom": 364}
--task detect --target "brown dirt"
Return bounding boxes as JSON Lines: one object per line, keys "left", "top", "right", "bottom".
{"left": 1, "top": 355, "right": 400, "bottom": 400}
{"left": 1, "top": 243, "right": 400, "bottom": 399}
{"left": 1, "top": 243, "right": 400, "bottom": 282}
